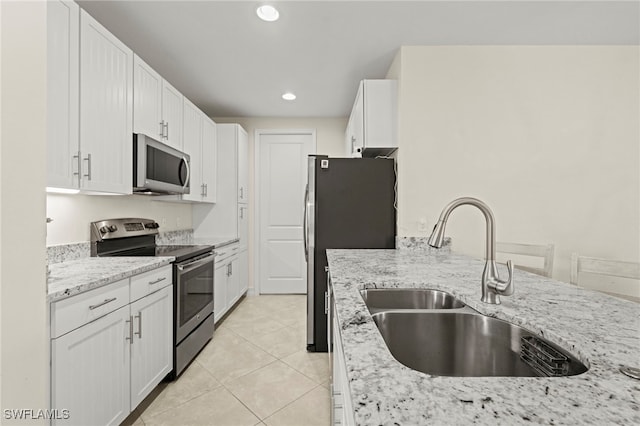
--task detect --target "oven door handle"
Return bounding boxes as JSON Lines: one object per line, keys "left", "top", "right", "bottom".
{"left": 177, "top": 252, "right": 215, "bottom": 272}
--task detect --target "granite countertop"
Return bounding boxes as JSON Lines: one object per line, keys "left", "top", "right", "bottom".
{"left": 326, "top": 248, "right": 640, "bottom": 425}
{"left": 48, "top": 257, "right": 174, "bottom": 302}
{"left": 194, "top": 236, "right": 240, "bottom": 249}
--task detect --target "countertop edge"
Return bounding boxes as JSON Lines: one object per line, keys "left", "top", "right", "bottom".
{"left": 47, "top": 257, "right": 175, "bottom": 303}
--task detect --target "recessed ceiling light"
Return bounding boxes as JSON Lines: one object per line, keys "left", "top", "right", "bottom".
{"left": 282, "top": 92, "right": 296, "bottom": 101}
{"left": 256, "top": 5, "right": 279, "bottom": 22}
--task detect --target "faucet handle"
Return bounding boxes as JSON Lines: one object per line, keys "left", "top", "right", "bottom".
{"left": 494, "top": 260, "right": 514, "bottom": 295}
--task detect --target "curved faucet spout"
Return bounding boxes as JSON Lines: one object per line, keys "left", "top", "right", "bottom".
{"left": 428, "top": 197, "right": 514, "bottom": 304}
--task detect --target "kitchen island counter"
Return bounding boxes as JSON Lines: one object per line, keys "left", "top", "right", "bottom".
{"left": 326, "top": 248, "right": 640, "bottom": 425}
{"left": 47, "top": 256, "right": 174, "bottom": 302}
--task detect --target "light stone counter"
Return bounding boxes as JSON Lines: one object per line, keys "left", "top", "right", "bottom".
{"left": 47, "top": 257, "right": 174, "bottom": 302}
{"left": 326, "top": 248, "right": 640, "bottom": 425}
{"left": 193, "top": 236, "right": 240, "bottom": 249}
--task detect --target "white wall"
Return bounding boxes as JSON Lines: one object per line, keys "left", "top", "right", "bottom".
{"left": 393, "top": 46, "right": 639, "bottom": 297}
{"left": 208, "top": 117, "right": 347, "bottom": 293}
{"left": 46, "top": 194, "right": 193, "bottom": 245}
{"left": 1, "top": 1, "right": 48, "bottom": 421}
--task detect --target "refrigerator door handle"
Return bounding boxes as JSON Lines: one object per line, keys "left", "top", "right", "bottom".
{"left": 303, "top": 184, "right": 309, "bottom": 261}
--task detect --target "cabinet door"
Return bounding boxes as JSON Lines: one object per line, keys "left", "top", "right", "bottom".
{"left": 350, "top": 83, "right": 364, "bottom": 154}
{"left": 214, "top": 262, "right": 228, "bottom": 323}
{"left": 238, "top": 204, "right": 248, "bottom": 251}
{"left": 130, "top": 286, "right": 173, "bottom": 408}
{"left": 133, "top": 55, "right": 163, "bottom": 140}
{"left": 237, "top": 126, "right": 249, "bottom": 203}
{"left": 182, "top": 99, "right": 202, "bottom": 202}
{"left": 79, "top": 10, "right": 133, "bottom": 194}
{"left": 162, "top": 80, "right": 184, "bottom": 150}
{"left": 227, "top": 256, "right": 240, "bottom": 307}
{"left": 47, "top": 0, "right": 80, "bottom": 190}
{"left": 238, "top": 249, "right": 249, "bottom": 296}
{"left": 51, "top": 306, "right": 131, "bottom": 426}
{"left": 201, "top": 116, "right": 217, "bottom": 203}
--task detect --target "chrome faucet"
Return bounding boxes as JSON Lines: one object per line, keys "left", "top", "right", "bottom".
{"left": 428, "top": 197, "right": 514, "bottom": 304}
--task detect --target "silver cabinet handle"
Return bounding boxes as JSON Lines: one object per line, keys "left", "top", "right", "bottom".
{"left": 126, "top": 315, "right": 133, "bottom": 344}
{"left": 240, "top": 207, "right": 244, "bottom": 219}
{"left": 159, "top": 120, "right": 165, "bottom": 138}
{"left": 149, "top": 277, "right": 166, "bottom": 285}
{"left": 73, "top": 151, "right": 81, "bottom": 178}
{"left": 83, "top": 153, "right": 92, "bottom": 181}
{"left": 134, "top": 312, "right": 142, "bottom": 338}
{"left": 89, "top": 297, "right": 116, "bottom": 310}
{"left": 204, "top": 183, "right": 208, "bottom": 196}
{"left": 201, "top": 183, "right": 205, "bottom": 197}
{"left": 164, "top": 122, "right": 169, "bottom": 139}
{"left": 240, "top": 187, "right": 244, "bottom": 199}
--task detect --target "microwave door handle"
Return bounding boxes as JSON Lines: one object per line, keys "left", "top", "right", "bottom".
{"left": 181, "top": 156, "right": 190, "bottom": 193}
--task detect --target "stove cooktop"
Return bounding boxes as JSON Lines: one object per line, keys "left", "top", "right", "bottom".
{"left": 105, "top": 244, "right": 214, "bottom": 263}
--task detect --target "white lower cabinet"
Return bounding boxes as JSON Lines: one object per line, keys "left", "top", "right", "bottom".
{"left": 50, "top": 266, "right": 173, "bottom": 426}
{"left": 213, "top": 243, "right": 248, "bottom": 323}
{"left": 51, "top": 305, "right": 131, "bottom": 426}
{"left": 130, "top": 286, "right": 173, "bottom": 408}
{"left": 329, "top": 281, "right": 355, "bottom": 426}
{"left": 214, "top": 260, "right": 228, "bottom": 323}
{"left": 238, "top": 249, "right": 249, "bottom": 295}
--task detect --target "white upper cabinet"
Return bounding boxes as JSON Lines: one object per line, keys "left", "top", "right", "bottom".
{"left": 192, "top": 123, "right": 248, "bottom": 236}
{"left": 161, "top": 80, "right": 184, "bottom": 150}
{"left": 345, "top": 79, "right": 397, "bottom": 157}
{"left": 133, "top": 55, "right": 184, "bottom": 150}
{"left": 182, "top": 98, "right": 203, "bottom": 201}
{"left": 237, "top": 126, "right": 249, "bottom": 203}
{"left": 47, "top": 0, "right": 80, "bottom": 190}
{"left": 181, "top": 99, "right": 216, "bottom": 203}
{"left": 133, "top": 56, "right": 162, "bottom": 140}
{"left": 79, "top": 9, "right": 133, "bottom": 194}
{"left": 201, "top": 116, "right": 218, "bottom": 203}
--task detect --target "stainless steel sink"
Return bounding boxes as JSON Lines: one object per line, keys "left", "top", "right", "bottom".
{"left": 360, "top": 288, "right": 465, "bottom": 312}
{"left": 372, "top": 311, "right": 588, "bottom": 377}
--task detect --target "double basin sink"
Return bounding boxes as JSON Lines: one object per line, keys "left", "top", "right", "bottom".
{"left": 360, "top": 288, "right": 588, "bottom": 377}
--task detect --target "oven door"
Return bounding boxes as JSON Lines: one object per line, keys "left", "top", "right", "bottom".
{"left": 175, "top": 252, "right": 215, "bottom": 343}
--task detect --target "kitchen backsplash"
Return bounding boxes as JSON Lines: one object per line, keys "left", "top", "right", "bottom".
{"left": 47, "top": 242, "right": 91, "bottom": 264}
{"left": 47, "top": 229, "right": 195, "bottom": 264}
{"left": 155, "top": 229, "right": 194, "bottom": 245}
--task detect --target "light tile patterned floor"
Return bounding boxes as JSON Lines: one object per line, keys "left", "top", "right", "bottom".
{"left": 127, "top": 295, "right": 330, "bottom": 426}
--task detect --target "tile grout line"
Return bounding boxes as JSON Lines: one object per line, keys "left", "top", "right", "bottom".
{"left": 260, "top": 383, "right": 329, "bottom": 424}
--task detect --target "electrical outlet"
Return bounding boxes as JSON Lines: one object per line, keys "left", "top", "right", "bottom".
{"left": 418, "top": 217, "right": 428, "bottom": 232}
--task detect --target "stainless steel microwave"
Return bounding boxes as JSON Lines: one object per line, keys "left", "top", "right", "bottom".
{"left": 133, "top": 133, "right": 190, "bottom": 194}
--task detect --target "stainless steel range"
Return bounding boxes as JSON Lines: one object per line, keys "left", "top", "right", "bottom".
{"left": 91, "top": 218, "right": 215, "bottom": 379}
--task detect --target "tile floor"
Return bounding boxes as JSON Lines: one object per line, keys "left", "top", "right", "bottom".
{"left": 126, "top": 295, "right": 330, "bottom": 426}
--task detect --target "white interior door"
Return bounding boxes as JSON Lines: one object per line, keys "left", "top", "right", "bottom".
{"left": 257, "top": 131, "right": 315, "bottom": 294}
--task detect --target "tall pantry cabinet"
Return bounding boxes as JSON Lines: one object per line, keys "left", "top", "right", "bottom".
{"left": 193, "top": 124, "right": 249, "bottom": 305}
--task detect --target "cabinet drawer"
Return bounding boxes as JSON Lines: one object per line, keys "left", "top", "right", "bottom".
{"left": 51, "top": 279, "right": 129, "bottom": 338}
{"left": 215, "top": 243, "right": 239, "bottom": 264}
{"left": 130, "top": 265, "right": 172, "bottom": 302}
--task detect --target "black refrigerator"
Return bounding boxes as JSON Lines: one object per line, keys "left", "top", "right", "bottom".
{"left": 304, "top": 155, "right": 396, "bottom": 352}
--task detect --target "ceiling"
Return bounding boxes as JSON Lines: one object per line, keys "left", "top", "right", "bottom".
{"left": 77, "top": 1, "right": 640, "bottom": 118}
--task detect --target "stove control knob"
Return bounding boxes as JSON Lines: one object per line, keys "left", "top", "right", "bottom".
{"left": 108, "top": 225, "right": 118, "bottom": 232}
{"left": 145, "top": 222, "right": 159, "bottom": 229}
{"left": 99, "top": 226, "right": 109, "bottom": 234}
